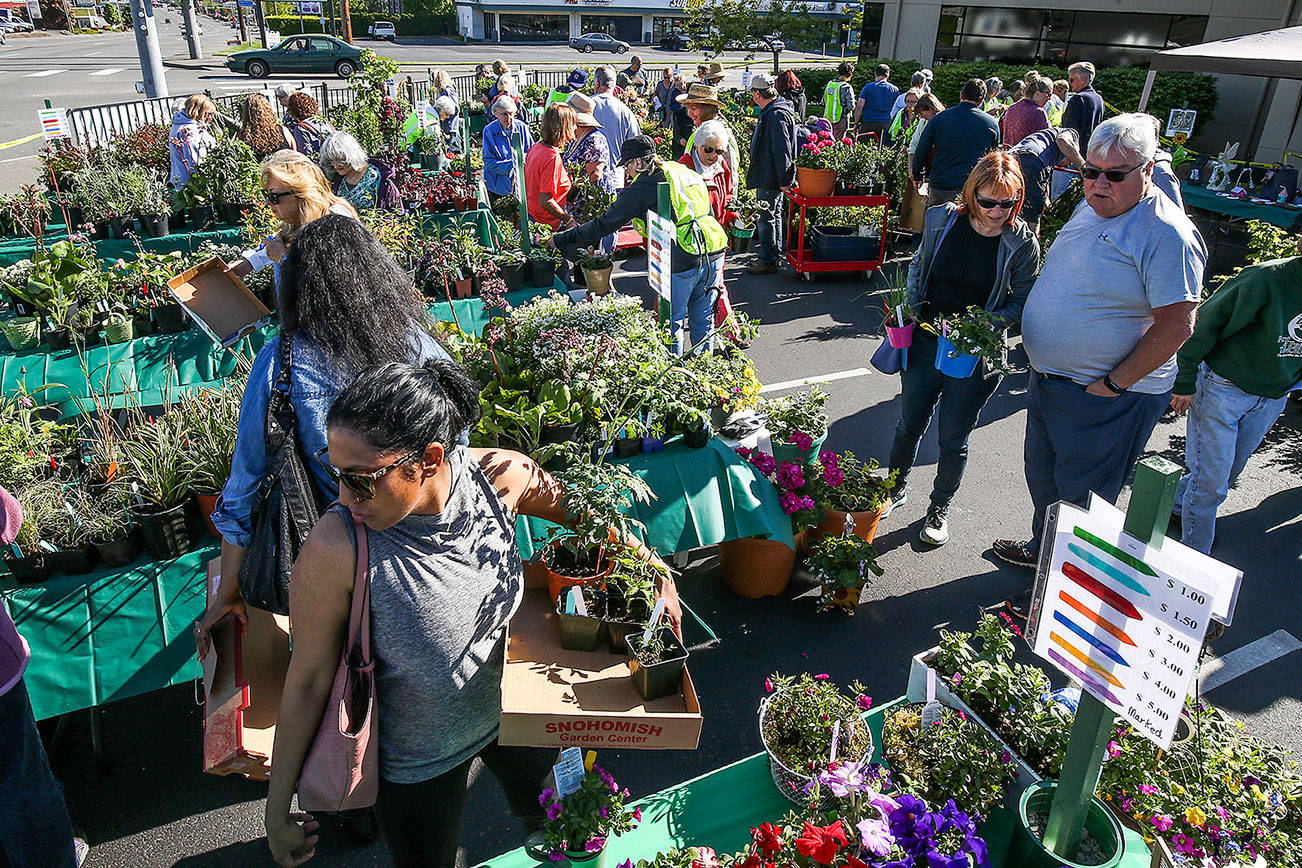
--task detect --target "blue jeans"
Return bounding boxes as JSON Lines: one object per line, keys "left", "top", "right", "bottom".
{"left": 888, "top": 331, "right": 1001, "bottom": 509}
{"left": 1024, "top": 373, "right": 1169, "bottom": 552}
{"left": 669, "top": 255, "right": 721, "bottom": 356}
{"left": 0, "top": 680, "right": 77, "bottom": 868}
{"left": 1175, "top": 363, "right": 1289, "bottom": 553}
{"left": 754, "top": 188, "right": 783, "bottom": 265}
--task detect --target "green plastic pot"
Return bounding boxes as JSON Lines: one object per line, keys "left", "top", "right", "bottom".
{"left": 1, "top": 317, "right": 41, "bottom": 351}
{"left": 627, "top": 628, "right": 689, "bottom": 702}
{"left": 556, "top": 594, "right": 604, "bottom": 651}
{"left": 102, "top": 318, "right": 134, "bottom": 345}
{"left": 771, "top": 431, "right": 827, "bottom": 466}
{"left": 1009, "top": 781, "right": 1125, "bottom": 868}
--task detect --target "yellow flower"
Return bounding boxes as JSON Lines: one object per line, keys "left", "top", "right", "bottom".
{"left": 1185, "top": 806, "right": 1207, "bottom": 828}
{"left": 1172, "top": 783, "right": 1185, "bottom": 796}
{"left": 1251, "top": 784, "right": 1267, "bottom": 803}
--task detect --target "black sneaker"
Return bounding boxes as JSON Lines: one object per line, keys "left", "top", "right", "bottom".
{"left": 919, "top": 504, "right": 949, "bottom": 545}
{"left": 881, "top": 483, "right": 907, "bottom": 519}
{"left": 1005, "top": 589, "right": 1032, "bottom": 620}
{"left": 992, "top": 538, "right": 1038, "bottom": 569}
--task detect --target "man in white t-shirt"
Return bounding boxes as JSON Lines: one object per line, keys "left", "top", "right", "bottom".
{"left": 995, "top": 114, "right": 1206, "bottom": 604}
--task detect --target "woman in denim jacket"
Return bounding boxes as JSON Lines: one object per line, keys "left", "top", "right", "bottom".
{"left": 884, "top": 151, "right": 1039, "bottom": 546}
{"left": 195, "top": 214, "right": 455, "bottom": 652}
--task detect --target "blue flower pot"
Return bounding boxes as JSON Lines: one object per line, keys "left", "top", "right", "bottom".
{"left": 935, "top": 336, "right": 979, "bottom": 378}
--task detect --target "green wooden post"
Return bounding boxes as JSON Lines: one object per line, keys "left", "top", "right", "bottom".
{"left": 513, "top": 130, "right": 530, "bottom": 257}
{"left": 656, "top": 180, "right": 672, "bottom": 322}
{"left": 1042, "top": 455, "right": 1182, "bottom": 857}
{"left": 463, "top": 114, "right": 472, "bottom": 179}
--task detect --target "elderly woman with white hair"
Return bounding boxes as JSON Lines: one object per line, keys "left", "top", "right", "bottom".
{"left": 319, "top": 130, "right": 389, "bottom": 211}
{"left": 435, "top": 95, "right": 460, "bottom": 148}
{"left": 482, "top": 94, "right": 534, "bottom": 203}
{"left": 677, "top": 119, "right": 744, "bottom": 344}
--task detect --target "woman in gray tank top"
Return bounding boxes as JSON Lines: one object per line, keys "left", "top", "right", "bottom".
{"left": 264, "top": 359, "right": 680, "bottom": 868}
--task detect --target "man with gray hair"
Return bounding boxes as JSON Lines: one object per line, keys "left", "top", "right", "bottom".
{"left": 995, "top": 113, "right": 1206, "bottom": 596}
{"left": 275, "top": 84, "right": 299, "bottom": 128}
{"left": 891, "top": 70, "right": 928, "bottom": 118}
{"left": 591, "top": 64, "right": 641, "bottom": 172}
{"left": 1062, "top": 61, "right": 1104, "bottom": 150}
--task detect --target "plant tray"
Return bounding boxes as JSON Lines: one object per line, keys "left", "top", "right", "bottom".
{"left": 810, "top": 226, "right": 883, "bottom": 262}
{"left": 499, "top": 590, "right": 702, "bottom": 750}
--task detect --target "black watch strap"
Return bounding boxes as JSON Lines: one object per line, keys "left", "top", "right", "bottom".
{"left": 1103, "top": 374, "right": 1126, "bottom": 395}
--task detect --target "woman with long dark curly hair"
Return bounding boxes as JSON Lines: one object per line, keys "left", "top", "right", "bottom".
{"left": 197, "top": 214, "right": 454, "bottom": 653}
{"left": 237, "top": 93, "right": 294, "bottom": 160}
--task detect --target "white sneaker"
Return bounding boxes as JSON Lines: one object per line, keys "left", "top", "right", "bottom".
{"left": 74, "top": 838, "right": 89, "bottom": 867}
{"left": 919, "top": 505, "right": 949, "bottom": 546}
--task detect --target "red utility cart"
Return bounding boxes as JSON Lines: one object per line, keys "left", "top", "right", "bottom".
{"left": 783, "top": 191, "right": 890, "bottom": 281}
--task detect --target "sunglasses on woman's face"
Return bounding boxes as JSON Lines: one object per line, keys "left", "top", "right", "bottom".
{"left": 314, "top": 447, "right": 425, "bottom": 501}
{"left": 1080, "top": 163, "right": 1144, "bottom": 183}
{"left": 261, "top": 189, "right": 297, "bottom": 206}
{"left": 976, "top": 195, "right": 1019, "bottom": 210}
{"left": 700, "top": 146, "right": 723, "bottom": 154}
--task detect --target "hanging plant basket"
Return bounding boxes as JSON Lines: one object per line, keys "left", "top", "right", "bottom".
{"left": 758, "top": 688, "right": 874, "bottom": 805}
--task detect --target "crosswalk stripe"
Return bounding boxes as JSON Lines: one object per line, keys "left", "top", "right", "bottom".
{"left": 24, "top": 69, "right": 67, "bottom": 78}
{"left": 89, "top": 67, "right": 125, "bottom": 76}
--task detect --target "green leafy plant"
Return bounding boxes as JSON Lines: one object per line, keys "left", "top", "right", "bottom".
{"left": 577, "top": 247, "right": 613, "bottom": 271}
{"left": 603, "top": 543, "right": 663, "bottom": 626}
{"left": 683, "top": 351, "right": 761, "bottom": 414}
{"left": 0, "top": 185, "right": 52, "bottom": 249}
{"left": 13, "top": 479, "right": 67, "bottom": 556}
{"left": 73, "top": 485, "right": 134, "bottom": 544}
{"left": 546, "top": 459, "right": 652, "bottom": 575}
{"left": 807, "top": 532, "right": 883, "bottom": 591}
{"left": 538, "top": 765, "right": 640, "bottom": 860}
{"left": 937, "top": 305, "right": 1009, "bottom": 374}
{"left": 761, "top": 672, "right": 874, "bottom": 779}
{"left": 116, "top": 407, "right": 194, "bottom": 510}
{"left": 882, "top": 283, "right": 915, "bottom": 326}
{"left": 0, "top": 389, "right": 73, "bottom": 492}
{"left": 178, "top": 379, "right": 245, "bottom": 494}
{"left": 812, "top": 450, "right": 895, "bottom": 513}
{"left": 756, "top": 386, "right": 828, "bottom": 446}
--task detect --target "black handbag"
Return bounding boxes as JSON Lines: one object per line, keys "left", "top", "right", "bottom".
{"left": 237, "top": 334, "right": 326, "bottom": 615}
{"left": 1257, "top": 164, "right": 1298, "bottom": 203}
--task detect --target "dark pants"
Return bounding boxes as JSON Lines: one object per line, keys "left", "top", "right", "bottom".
{"left": 0, "top": 680, "right": 77, "bottom": 868}
{"left": 927, "top": 187, "right": 960, "bottom": 209}
{"left": 374, "top": 738, "right": 554, "bottom": 868}
{"left": 858, "top": 121, "right": 887, "bottom": 141}
{"left": 889, "top": 331, "right": 1002, "bottom": 509}
{"left": 754, "top": 187, "right": 783, "bottom": 265}
{"left": 1024, "top": 372, "right": 1169, "bottom": 552}
{"left": 1018, "top": 155, "right": 1049, "bottom": 228}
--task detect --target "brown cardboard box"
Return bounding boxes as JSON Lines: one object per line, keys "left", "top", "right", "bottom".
{"left": 499, "top": 590, "right": 703, "bottom": 750}
{"left": 167, "top": 256, "right": 271, "bottom": 347}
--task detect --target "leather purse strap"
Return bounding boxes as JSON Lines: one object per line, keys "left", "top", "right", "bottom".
{"left": 346, "top": 516, "right": 372, "bottom": 669}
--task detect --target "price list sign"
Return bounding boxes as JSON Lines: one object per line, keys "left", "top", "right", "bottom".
{"left": 1028, "top": 502, "right": 1216, "bottom": 748}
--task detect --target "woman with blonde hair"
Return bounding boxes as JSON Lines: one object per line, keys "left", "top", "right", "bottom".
{"left": 169, "top": 93, "right": 216, "bottom": 189}
{"left": 237, "top": 93, "right": 295, "bottom": 160}
{"left": 432, "top": 68, "right": 457, "bottom": 104}
{"left": 885, "top": 151, "right": 1038, "bottom": 546}
{"left": 228, "top": 151, "right": 357, "bottom": 283}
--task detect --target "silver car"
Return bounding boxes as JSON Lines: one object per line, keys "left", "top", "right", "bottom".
{"left": 569, "top": 32, "right": 630, "bottom": 54}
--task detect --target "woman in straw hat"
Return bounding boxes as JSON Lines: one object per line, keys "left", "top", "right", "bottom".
{"left": 562, "top": 92, "right": 615, "bottom": 223}
{"left": 677, "top": 83, "right": 741, "bottom": 176}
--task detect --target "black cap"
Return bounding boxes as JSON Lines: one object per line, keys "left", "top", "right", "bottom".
{"left": 616, "top": 135, "right": 656, "bottom": 167}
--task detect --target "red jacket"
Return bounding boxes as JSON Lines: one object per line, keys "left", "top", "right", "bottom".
{"left": 678, "top": 152, "right": 736, "bottom": 225}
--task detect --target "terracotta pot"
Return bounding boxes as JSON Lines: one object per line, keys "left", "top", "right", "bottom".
{"left": 453, "top": 276, "right": 474, "bottom": 298}
{"left": 718, "top": 535, "right": 795, "bottom": 598}
{"left": 796, "top": 167, "right": 837, "bottom": 198}
{"left": 195, "top": 492, "right": 221, "bottom": 538}
{"left": 804, "top": 504, "right": 886, "bottom": 551}
{"left": 543, "top": 543, "right": 611, "bottom": 606}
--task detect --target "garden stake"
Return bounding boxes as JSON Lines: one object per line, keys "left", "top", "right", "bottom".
{"left": 1041, "top": 456, "right": 1181, "bottom": 858}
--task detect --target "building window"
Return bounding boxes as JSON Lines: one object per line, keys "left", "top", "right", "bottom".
{"left": 935, "top": 6, "right": 1207, "bottom": 67}
{"left": 652, "top": 16, "right": 686, "bottom": 42}
{"left": 854, "top": 3, "right": 883, "bottom": 57}
{"left": 499, "top": 13, "right": 568, "bottom": 42}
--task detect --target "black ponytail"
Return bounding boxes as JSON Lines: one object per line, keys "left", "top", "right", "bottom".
{"left": 327, "top": 358, "right": 481, "bottom": 454}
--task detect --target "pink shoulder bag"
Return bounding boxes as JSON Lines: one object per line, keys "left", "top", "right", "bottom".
{"left": 297, "top": 516, "right": 379, "bottom": 812}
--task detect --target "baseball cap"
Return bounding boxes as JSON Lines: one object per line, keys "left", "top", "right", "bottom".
{"left": 566, "top": 69, "right": 589, "bottom": 89}
{"left": 920, "top": 68, "right": 934, "bottom": 81}
{"left": 750, "top": 72, "right": 775, "bottom": 91}
{"left": 616, "top": 135, "right": 656, "bottom": 167}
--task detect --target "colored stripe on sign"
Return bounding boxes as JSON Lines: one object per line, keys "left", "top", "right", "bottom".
{"left": 1072, "top": 526, "right": 1157, "bottom": 576}
{"left": 1053, "top": 610, "right": 1129, "bottom": 667}
{"left": 1049, "top": 631, "right": 1125, "bottom": 689}
{"left": 1047, "top": 648, "right": 1122, "bottom": 706}
{"left": 1062, "top": 561, "right": 1142, "bottom": 621}
{"left": 1067, "top": 543, "right": 1151, "bottom": 596}
{"left": 1059, "top": 590, "right": 1136, "bottom": 646}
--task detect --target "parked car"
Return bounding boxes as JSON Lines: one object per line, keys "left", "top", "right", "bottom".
{"left": 658, "top": 32, "right": 690, "bottom": 50}
{"left": 570, "top": 32, "right": 629, "bottom": 54}
{"left": 0, "top": 18, "right": 34, "bottom": 32}
{"left": 225, "top": 34, "right": 364, "bottom": 78}
{"left": 368, "top": 20, "right": 395, "bottom": 40}
{"left": 725, "top": 36, "right": 785, "bottom": 52}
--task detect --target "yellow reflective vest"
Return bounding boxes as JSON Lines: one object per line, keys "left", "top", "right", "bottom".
{"left": 634, "top": 161, "right": 727, "bottom": 256}
{"left": 823, "top": 79, "right": 850, "bottom": 123}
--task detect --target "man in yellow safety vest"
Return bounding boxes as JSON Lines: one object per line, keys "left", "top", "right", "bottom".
{"left": 548, "top": 69, "right": 589, "bottom": 107}
{"left": 822, "top": 60, "right": 856, "bottom": 141}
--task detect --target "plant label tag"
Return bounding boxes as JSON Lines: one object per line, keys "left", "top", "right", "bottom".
{"left": 37, "top": 540, "right": 58, "bottom": 553}
{"left": 921, "top": 669, "right": 941, "bottom": 726}
{"left": 925, "top": 666, "right": 936, "bottom": 703}
{"left": 829, "top": 719, "right": 840, "bottom": 763}
{"left": 641, "top": 598, "right": 667, "bottom": 644}
{"left": 569, "top": 586, "right": 587, "bottom": 617}
{"left": 551, "top": 747, "right": 585, "bottom": 799}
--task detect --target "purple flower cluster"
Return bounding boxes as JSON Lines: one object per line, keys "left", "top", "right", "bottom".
{"left": 776, "top": 461, "right": 806, "bottom": 491}
{"left": 875, "top": 795, "right": 988, "bottom": 868}
{"left": 780, "top": 491, "right": 816, "bottom": 515}
{"left": 791, "top": 431, "right": 814, "bottom": 451}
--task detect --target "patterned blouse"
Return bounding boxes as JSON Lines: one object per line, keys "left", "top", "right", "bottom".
{"left": 562, "top": 129, "right": 615, "bottom": 219}
{"left": 336, "top": 165, "right": 380, "bottom": 211}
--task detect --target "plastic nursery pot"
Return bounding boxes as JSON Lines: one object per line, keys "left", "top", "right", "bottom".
{"left": 771, "top": 431, "right": 827, "bottom": 466}
{"left": 221, "top": 202, "right": 248, "bottom": 226}
{"left": 582, "top": 264, "right": 613, "bottom": 296}
{"left": 130, "top": 502, "right": 196, "bottom": 561}
{"left": 195, "top": 491, "right": 221, "bottom": 538}
{"left": 524, "top": 259, "right": 556, "bottom": 288}
{"left": 627, "top": 627, "right": 689, "bottom": 702}
{"left": 107, "top": 215, "right": 133, "bottom": 238}
{"left": 498, "top": 262, "right": 525, "bottom": 292}
{"left": 540, "top": 420, "right": 582, "bottom": 447}
{"left": 152, "top": 302, "right": 189, "bottom": 334}
{"left": 132, "top": 315, "right": 156, "bottom": 336}
{"left": 885, "top": 321, "right": 915, "bottom": 349}
{"left": 1010, "top": 781, "right": 1125, "bottom": 868}
{"left": 641, "top": 436, "right": 664, "bottom": 454}
{"left": 934, "top": 335, "right": 979, "bottom": 378}
{"left": 718, "top": 536, "right": 796, "bottom": 598}
{"left": 46, "top": 326, "right": 73, "bottom": 352}
{"left": 681, "top": 421, "right": 711, "bottom": 449}
{"left": 52, "top": 544, "right": 97, "bottom": 576}
{"left": 191, "top": 205, "right": 216, "bottom": 230}
{"left": 560, "top": 846, "right": 610, "bottom": 868}
{"left": 1, "top": 317, "right": 42, "bottom": 351}
{"left": 5, "top": 553, "right": 53, "bottom": 584}
{"left": 729, "top": 223, "right": 754, "bottom": 254}
{"left": 92, "top": 530, "right": 141, "bottom": 568}
{"left": 453, "top": 276, "right": 474, "bottom": 299}
{"left": 612, "top": 436, "right": 643, "bottom": 459}
{"left": 542, "top": 543, "right": 611, "bottom": 607}
{"left": 91, "top": 221, "right": 111, "bottom": 239}
{"left": 139, "top": 213, "right": 170, "bottom": 238}
{"left": 102, "top": 319, "right": 134, "bottom": 345}
{"left": 556, "top": 595, "right": 604, "bottom": 652}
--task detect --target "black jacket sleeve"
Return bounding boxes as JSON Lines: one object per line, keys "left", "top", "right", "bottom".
{"left": 772, "top": 110, "right": 796, "bottom": 187}
{"left": 554, "top": 175, "right": 657, "bottom": 250}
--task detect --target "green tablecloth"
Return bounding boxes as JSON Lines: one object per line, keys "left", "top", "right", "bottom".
{"left": 515, "top": 438, "right": 796, "bottom": 563}
{"left": 482, "top": 697, "right": 1152, "bottom": 868}
{"left": 1181, "top": 183, "right": 1299, "bottom": 229}
{"left": 1, "top": 545, "right": 217, "bottom": 721}
{"left": 0, "top": 222, "right": 246, "bottom": 269}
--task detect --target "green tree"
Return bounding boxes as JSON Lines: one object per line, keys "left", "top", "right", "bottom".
{"left": 686, "top": 0, "right": 845, "bottom": 73}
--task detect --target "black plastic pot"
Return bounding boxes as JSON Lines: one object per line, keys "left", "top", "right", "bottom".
{"left": 91, "top": 221, "right": 111, "bottom": 239}
{"left": 52, "top": 545, "right": 97, "bottom": 575}
{"left": 540, "top": 421, "right": 582, "bottom": 447}
{"left": 613, "top": 437, "right": 643, "bottom": 459}
{"left": 681, "top": 422, "right": 711, "bottom": 448}
{"left": 499, "top": 262, "right": 524, "bottom": 292}
{"left": 107, "top": 215, "right": 133, "bottom": 238}
{"left": 556, "top": 597, "right": 604, "bottom": 652}
{"left": 171, "top": 206, "right": 188, "bottom": 229}
{"left": 132, "top": 316, "right": 157, "bottom": 337}
{"left": 46, "top": 326, "right": 73, "bottom": 351}
{"left": 5, "top": 553, "right": 53, "bottom": 584}
{"left": 65, "top": 206, "right": 85, "bottom": 231}
{"left": 93, "top": 530, "right": 141, "bottom": 568}
{"left": 153, "top": 302, "right": 189, "bottom": 334}
{"left": 131, "top": 502, "right": 196, "bottom": 561}
{"left": 222, "top": 202, "right": 249, "bottom": 226}
{"left": 627, "top": 628, "right": 689, "bottom": 702}
{"left": 140, "top": 213, "right": 170, "bottom": 238}
{"left": 191, "top": 205, "right": 216, "bottom": 230}
{"left": 524, "top": 259, "right": 556, "bottom": 288}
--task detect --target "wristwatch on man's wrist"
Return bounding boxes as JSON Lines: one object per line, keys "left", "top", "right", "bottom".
{"left": 1102, "top": 374, "right": 1126, "bottom": 395}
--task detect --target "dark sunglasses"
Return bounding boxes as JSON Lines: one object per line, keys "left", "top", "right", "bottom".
{"left": 975, "top": 195, "right": 1019, "bottom": 210}
{"left": 700, "top": 146, "right": 723, "bottom": 154}
{"left": 1080, "top": 163, "right": 1143, "bottom": 183}
{"left": 261, "top": 189, "right": 297, "bottom": 205}
{"left": 314, "top": 447, "right": 424, "bottom": 501}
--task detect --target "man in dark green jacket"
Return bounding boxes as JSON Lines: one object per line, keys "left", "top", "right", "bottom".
{"left": 1171, "top": 248, "right": 1302, "bottom": 552}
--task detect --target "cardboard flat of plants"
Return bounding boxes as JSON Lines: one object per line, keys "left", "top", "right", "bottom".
{"left": 499, "top": 590, "right": 702, "bottom": 750}
{"left": 166, "top": 256, "right": 270, "bottom": 348}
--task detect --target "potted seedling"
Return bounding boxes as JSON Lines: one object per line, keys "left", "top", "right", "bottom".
{"left": 5, "top": 480, "right": 66, "bottom": 583}
{"left": 883, "top": 284, "right": 915, "bottom": 348}
{"left": 757, "top": 385, "right": 829, "bottom": 465}
{"left": 41, "top": 284, "right": 79, "bottom": 352}
{"left": 806, "top": 527, "right": 883, "bottom": 613}
{"left": 118, "top": 408, "right": 198, "bottom": 560}
{"left": 79, "top": 487, "right": 140, "bottom": 568}
{"left": 555, "top": 583, "right": 605, "bottom": 652}
{"left": 538, "top": 765, "right": 640, "bottom": 865}
{"left": 627, "top": 621, "right": 689, "bottom": 702}
{"left": 495, "top": 247, "right": 526, "bottom": 292}
{"left": 49, "top": 487, "right": 99, "bottom": 576}
{"left": 807, "top": 450, "right": 896, "bottom": 547}
{"left": 578, "top": 248, "right": 614, "bottom": 296}
{"left": 179, "top": 381, "right": 242, "bottom": 538}
{"left": 136, "top": 170, "right": 173, "bottom": 239}
{"left": 602, "top": 544, "right": 660, "bottom": 653}
{"left": 674, "top": 406, "right": 711, "bottom": 449}
{"left": 759, "top": 672, "right": 875, "bottom": 804}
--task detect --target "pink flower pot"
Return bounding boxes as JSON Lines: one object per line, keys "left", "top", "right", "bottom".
{"left": 886, "top": 321, "right": 915, "bottom": 349}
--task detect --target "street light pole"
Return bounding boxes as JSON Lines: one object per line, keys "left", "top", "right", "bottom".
{"left": 180, "top": 0, "right": 202, "bottom": 58}
{"left": 127, "top": 0, "right": 169, "bottom": 99}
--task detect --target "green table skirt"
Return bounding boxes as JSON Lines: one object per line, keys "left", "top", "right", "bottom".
{"left": 1181, "top": 183, "right": 1299, "bottom": 229}
{"left": 481, "top": 697, "right": 1152, "bottom": 868}
{"left": 0, "top": 221, "right": 246, "bottom": 269}
{"left": 1, "top": 545, "right": 218, "bottom": 721}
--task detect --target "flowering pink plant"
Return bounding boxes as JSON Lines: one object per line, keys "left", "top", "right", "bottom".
{"left": 539, "top": 765, "right": 640, "bottom": 860}
{"left": 736, "top": 447, "right": 821, "bottom": 532}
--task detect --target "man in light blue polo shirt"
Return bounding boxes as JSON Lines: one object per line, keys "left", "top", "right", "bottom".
{"left": 995, "top": 113, "right": 1206, "bottom": 605}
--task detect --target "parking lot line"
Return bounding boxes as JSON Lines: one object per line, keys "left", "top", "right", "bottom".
{"left": 759, "top": 367, "right": 872, "bottom": 393}
{"left": 1200, "top": 629, "right": 1302, "bottom": 693}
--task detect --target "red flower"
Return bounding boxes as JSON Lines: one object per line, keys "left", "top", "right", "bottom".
{"left": 795, "top": 820, "right": 847, "bottom": 865}
{"left": 752, "top": 823, "right": 784, "bottom": 857}
{"left": 845, "top": 858, "right": 869, "bottom": 868}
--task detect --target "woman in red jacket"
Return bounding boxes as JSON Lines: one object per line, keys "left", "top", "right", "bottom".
{"left": 678, "top": 119, "right": 745, "bottom": 346}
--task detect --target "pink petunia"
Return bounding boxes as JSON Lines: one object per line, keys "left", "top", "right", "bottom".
{"left": 1151, "top": 815, "right": 1174, "bottom": 833}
